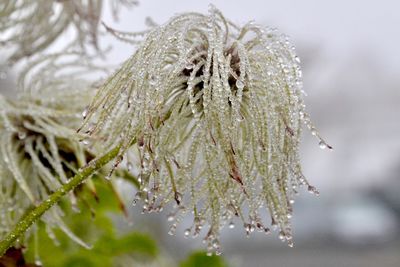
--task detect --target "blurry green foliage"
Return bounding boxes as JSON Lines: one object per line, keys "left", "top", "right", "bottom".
{"left": 179, "top": 251, "right": 229, "bottom": 267}
{"left": 23, "top": 177, "right": 157, "bottom": 267}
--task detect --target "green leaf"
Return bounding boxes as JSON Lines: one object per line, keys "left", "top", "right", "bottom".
{"left": 179, "top": 251, "right": 229, "bottom": 267}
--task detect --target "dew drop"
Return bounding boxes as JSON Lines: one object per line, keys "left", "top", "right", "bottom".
{"left": 307, "top": 185, "right": 320, "bottom": 196}
{"left": 311, "top": 129, "right": 317, "bottom": 136}
{"left": 18, "top": 131, "right": 27, "bottom": 140}
{"left": 236, "top": 113, "right": 245, "bottom": 122}
{"left": 244, "top": 223, "right": 254, "bottom": 235}
{"left": 278, "top": 231, "right": 285, "bottom": 241}
{"left": 35, "top": 259, "right": 43, "bottom": 266}
{"left": 318, "top": 141, "right": 327, "bottom": 149}
{"left": 168, "top": 224, "right": 177, "bottom": 235}
{"left": 212, "top": 239, "right": 220, "bottom": 249}
{"left": 81, "top": 138, "right": 91, "bottom": 146}
{"left": 167, "top": 214, "right": 175, "bottom": 222}
{"left": 236, "top": 80, "right": 244, "bottom": 89}
{"left": 127, "top": 162, "right": 133, "bottom": 171}
{"left": 184, "top": 228, "right": 190, "bottom": 238}
{"left": 82, "top": 106, "right": 89, "bottom": 119}
{"left": 228, "top": 221, "right": 235, "bottom": 229}
{"left": 185, "top": 62, "right": 194, "bottom": 69}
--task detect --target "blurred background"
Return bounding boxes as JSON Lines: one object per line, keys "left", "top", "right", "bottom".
{"left": 1, "top": 0, "right": 400, "bottom": 266}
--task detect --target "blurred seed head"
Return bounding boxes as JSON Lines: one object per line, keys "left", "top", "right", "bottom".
{"left": 0, "top": 0, "right": 138, "bottom": 62}
{"left": 0, "top": 52, "right": 119, "bottom": 247}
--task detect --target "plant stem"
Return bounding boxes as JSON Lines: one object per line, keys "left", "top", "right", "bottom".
{"left": 0, "top": 146, "right": 120, "bottom": 256}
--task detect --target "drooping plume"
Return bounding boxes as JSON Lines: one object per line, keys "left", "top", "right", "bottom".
{"left": 81, "top": 5, "right": 331, "bottom": 254}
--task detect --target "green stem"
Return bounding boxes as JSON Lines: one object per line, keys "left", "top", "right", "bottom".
{"left": 0, "top": 146, "right": 120, "bottom": 256}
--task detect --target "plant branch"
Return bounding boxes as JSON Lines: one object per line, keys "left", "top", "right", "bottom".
{"left": 0, "top": 146, "right": 121, "bottom": 256}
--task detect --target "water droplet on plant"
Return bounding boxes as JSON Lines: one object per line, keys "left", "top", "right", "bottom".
{"left": 167, "top": 214, "right": 175, "bottom": 222}
{"left": 311, "top": 128, "right": 317, "bottom": 136}
{"left": 184, "top": 228, "right": 190, "bottom": 238}
{"left": 236, "top": 80, "right": 244, "bottom": 89}
{"left": 228, "top": 221, "right": 235, "bottom": 229}
{"left": 127, "top": 162, "right": 133, "bottom": 171}
{"left": 244, "top": 223, "right": 254, "bottom": 235}
{"left": 35, "top": 258, "right": 43, "bottom": 266}
{"left": 18, "top": 131, "right": 27, "bottom": 140}
{"left": 185, "top": 62, "right": 194, "bottom": 69}
{"left": 307, "top": 185, "right": 320, "bottom": 196}
{"left": 212, "top": 239, "right": 220, "bottom": 248}
{"left": 168, "top": 224, "right": 177, "bottom": 235}
{"left": 82, "top": 106, "right": 88, "bottom": 119}
{"left": 319, "top": 141, "right": 327, "bottom": 149}
{"left": 278, "top": 231, "right": 285, "bottom": 241}
{"left": 81, "top": 138, "right": 91, "bottom": 146}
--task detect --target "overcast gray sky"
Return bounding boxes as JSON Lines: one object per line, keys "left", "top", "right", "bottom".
{"left": 103, "top": 0, "right": 400, "bottom": 75}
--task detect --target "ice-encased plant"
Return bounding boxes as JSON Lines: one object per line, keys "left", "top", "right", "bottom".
{"left": 0, "top": 53, "right": 125, "bottom": 249}
{"left": 80, "top": 6, "right": 331, "bottom": 254}
{"left": 0, "top": 0, "right": 138, "bottom": 62}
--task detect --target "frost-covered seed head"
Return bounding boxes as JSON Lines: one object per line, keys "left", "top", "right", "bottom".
{"left": 81, "top": 5, "right": 331, "bottom": 254}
